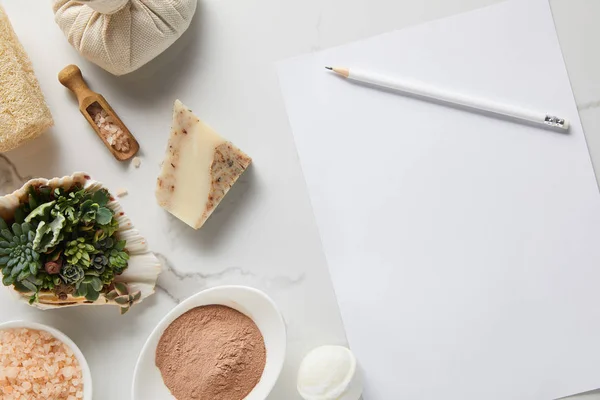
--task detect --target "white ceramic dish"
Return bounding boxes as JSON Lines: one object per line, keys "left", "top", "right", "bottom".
{"left": 0, "top": 320, "right": 93, "bottom": 399}
{"left": 132, "top": 285, "right": 287, "bottom": 400}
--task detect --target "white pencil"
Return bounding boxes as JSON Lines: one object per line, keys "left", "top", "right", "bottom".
{"left": 325, "top": 67, "right": 569, "bottom": 131}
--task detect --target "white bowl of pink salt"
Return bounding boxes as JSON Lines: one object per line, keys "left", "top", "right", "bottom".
{"left": 0, "top": 320, "right": 92, "bottom": 400}
{"left": 132, "top": 285, "right": 287, "bottom": 400}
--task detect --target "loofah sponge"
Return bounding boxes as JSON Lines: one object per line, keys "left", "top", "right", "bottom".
{"left": 0, "top": 5, "right": 53, "bottom": 153}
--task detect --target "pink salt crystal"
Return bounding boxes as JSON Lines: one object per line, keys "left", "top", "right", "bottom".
{"left": 0, "top": 328, "right": 83, "bottom": 399}
{"left": 61, "top": 366, "right": 74, "bottom": 379}
{"left": 5, "top": 367, "right": 18, "bottom": 379}
{"left": 88, "top": 105, "right": 132, "bottom": 153}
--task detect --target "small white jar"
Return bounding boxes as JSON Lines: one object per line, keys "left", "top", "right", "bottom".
{"left": 297, "top": 345, "right": 363, "bottom": 400}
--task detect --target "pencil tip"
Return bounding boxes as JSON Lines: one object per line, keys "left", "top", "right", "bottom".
{"left": 325, "top": 66, "right": 333, "bottom": 70}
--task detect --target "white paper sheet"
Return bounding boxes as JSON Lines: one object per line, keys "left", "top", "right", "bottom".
{"left": 277, "top": 0, "right": 600, "bottom": 398}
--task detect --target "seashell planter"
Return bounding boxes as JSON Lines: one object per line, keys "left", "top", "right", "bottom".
{"left": 0, "top": 172, "right": 161, "bottom": 311}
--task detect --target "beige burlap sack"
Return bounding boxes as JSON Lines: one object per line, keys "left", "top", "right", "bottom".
{"left": 53, "top": 0, "right": 197, "bottom": 76}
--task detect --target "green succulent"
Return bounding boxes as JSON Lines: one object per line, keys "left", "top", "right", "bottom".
{"left": 0, "top": 219, "right": 42, "bottom": 290}
{"left": 32, "top": 214, "right": 66, "bottom": 253}
{"left": 0, "top": 185, "right": 132, "bottom": 312}
{"left": 53, "top": 188, "right": 84, "bottom": 227}
{"left": 24, "top": 201, "right": 56, "bottom": 224}
{"left": 106, "top": 282, "right": 141, "bottom": 314}
{"left": 60, "top": 263, "right": 85, "bottom": 286}
{"left": 93, "top": 218, "right": 119, "bottom": 242}
{"left": 14, "top": 275, "right": 44, "bottom": 303}
{"left": 65, "top": 237, "right": 96, "bottom": 269}
{"left": 51, "top": 188, "right": 113, "bottom": 230}
{"left": 90, "top": 254, "right": 109, "bottom": 275}
{"left": 79, "top": 190, "right": 112, "bottom": 226}
{"left": 74, "top": 275, "right": 103, "bottom": 301}
{"left": 80, "top": 200, "right": 111, "bottom": 225}
{"left": 12, "top": 186, "right": 54, "bottom": 226}
{"left": 39, "top": 271, "right": 62, "bottom": 291}
{"left": 94, "top": 237, "right": 114, "bottom": 251}
{"left": 108, "top": 240, "right": 129, "bottom": 272}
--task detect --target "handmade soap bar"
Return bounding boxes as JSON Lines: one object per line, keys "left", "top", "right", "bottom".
{"left": 156, "top": 100, "right": 251, "bottom": 229}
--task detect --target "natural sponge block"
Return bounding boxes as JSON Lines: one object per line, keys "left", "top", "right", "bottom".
{"left": 0, "top": 5, "right": 53, "bottom": 152}
{"left": 156, "top": 100, "right": 252, "bottom": 229}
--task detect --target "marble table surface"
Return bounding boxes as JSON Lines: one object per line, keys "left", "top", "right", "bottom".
{"left": 0, "top": 0, "right": 598, "bottom": 399}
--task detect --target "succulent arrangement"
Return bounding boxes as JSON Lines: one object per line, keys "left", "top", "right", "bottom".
{"left": 0, "top": 184, "right": 140, "bottom": 313}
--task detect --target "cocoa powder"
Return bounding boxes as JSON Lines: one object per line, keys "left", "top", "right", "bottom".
{"left": 155, "top": 305, "right": 266, "bottom": 400}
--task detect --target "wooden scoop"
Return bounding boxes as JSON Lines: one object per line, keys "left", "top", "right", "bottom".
{"left": 58, "top": 64, "right": 139, "bottom": 161}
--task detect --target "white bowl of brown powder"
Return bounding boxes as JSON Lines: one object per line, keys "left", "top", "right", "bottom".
{"left": 132, "top": 285, "right": 287, "bottom": 400}
{"left": 0, "top": 320, "right": 92, "bottom": 399}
